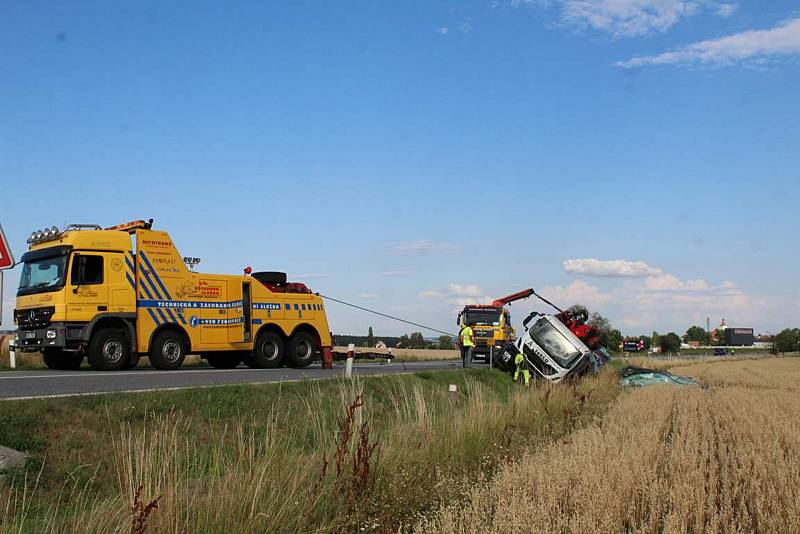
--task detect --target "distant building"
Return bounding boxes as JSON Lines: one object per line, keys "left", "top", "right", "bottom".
{"left": 725, "top": 328, "right": 754, "bottom": 347}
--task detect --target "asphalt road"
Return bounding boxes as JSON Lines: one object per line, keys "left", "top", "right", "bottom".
{"left": 0, "top": 360, "right": 464, "bottom": 401}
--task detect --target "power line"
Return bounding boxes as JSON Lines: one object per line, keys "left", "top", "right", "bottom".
{"left": 318, "top": 294, "right": 456, "bottom": 337}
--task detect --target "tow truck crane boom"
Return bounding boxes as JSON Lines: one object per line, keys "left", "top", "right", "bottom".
{"left": 491, "top": 288, "right": 534, "bottom": 308}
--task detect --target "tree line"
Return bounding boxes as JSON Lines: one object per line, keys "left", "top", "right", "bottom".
{"left": 333, "top": 327, "right": 455, "bottom": 350}
{"left": 337, "top": 319, "right": 800, "bottom": 355}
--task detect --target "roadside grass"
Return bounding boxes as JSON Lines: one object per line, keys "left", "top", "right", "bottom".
{"left": 0, "top": 367, "right": 620, "bottom": 532}
{"left": 0, "top": 336, "right": 43, "bottom": 370}
{"left": 415, "top": 357, "right": 800, "bottom": 533}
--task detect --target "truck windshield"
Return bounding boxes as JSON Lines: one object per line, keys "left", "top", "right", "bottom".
{"left": 530, "top": 319, "right": 581, "bottom": 368}
{"left": 18, "top": 255, "right": 68, "bottom": 296}
{"left": 464, "top": 310, "right": 501, "bottom": 326}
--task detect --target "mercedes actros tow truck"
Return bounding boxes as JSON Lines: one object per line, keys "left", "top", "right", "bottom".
{"left": 14, "top": 219, "right": 332, "bottom": 371}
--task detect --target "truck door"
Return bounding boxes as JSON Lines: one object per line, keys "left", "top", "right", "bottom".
{"left": 242, "top": 282, "right": 252, "bottom": 342}
{"left": 65, "top": 253, "right": 109, "bottom": 322}
{"left": 228, "top": 282, "right": 251, "bottom": 344}
{"left": 108, "top": 252, "right": 135, "bottom": 313}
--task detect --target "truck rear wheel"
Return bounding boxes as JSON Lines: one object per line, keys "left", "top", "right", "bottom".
{"left": 149, "top": 331, "right": 186, "bottom": 370}
{"left": 42, "top": 350, "right": 84, "bottom": 370}
{"left": 205, "top": 352, "right": 242, "bottom": 369}
{"left": 244, "top": 331, "right": 284, "bottom": 368}
{"left": 87, "top": 329, "right": 129, "bottom": 371}
{"left": 287, "top": 332, "right": 317, "bottom": 368}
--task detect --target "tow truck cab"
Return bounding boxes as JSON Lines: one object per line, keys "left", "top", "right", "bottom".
{"left": 497, "top": 313, "right": 607, "bottom": 383}
{"left": 457, "top": 305, "right": 514, "bottom": 361}
{"left": 15, "top": 226, "right": 135, "bottom": 354}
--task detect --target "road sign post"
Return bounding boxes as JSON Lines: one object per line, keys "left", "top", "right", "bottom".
{"left": 8, "top": 334, "right": 16, "bottom": 369}
{"left": 0, "top": 223, "right": 15, "bottom": 327}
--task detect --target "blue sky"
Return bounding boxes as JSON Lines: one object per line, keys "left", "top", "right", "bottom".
{"left": 2, "top": 0, "right": 798, "bottom": 337}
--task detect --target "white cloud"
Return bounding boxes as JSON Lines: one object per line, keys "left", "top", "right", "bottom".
{"left": 447, "top": 283, "right": 485, "bottom": 297}
{"left": 561, "top": 0, "right": 700, "bottom": 37}
{"left": 511, "top": 0, "right": 739, "bottom": 38}
{"left": 391, "top": 240, "right": 460, "bottom": 255}
{"left": 417, "top": 283, "right": 492, "bottom": 309}
{"left": 564, "top": 258, "right": 663, "bottom": 277}
{"left": 557, "top": 256, "right": 774, "bottom": 332}
{"left": 716, "top": 3, "right": 736, "bottom": 17}
{"left": 358, "top": 292, "right": 379, "bottom": 299}
{"left": 538, "top": 279, "right": 614, "bottom": 308}
{"left": 436, "top": 27, "right": 449, "bottom": 35}
{"left": 617, "top": 17, "right": 800, "bottom": 68}
{"left": 460, "top": 21, "right": 473, "bottom": 34}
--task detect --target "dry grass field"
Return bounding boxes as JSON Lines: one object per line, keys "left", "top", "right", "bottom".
{"left": 0, "top": 369, "right": 619, "bottom": 533}
{"left": 416, "top": 357, "right": 800, "bottom": 533}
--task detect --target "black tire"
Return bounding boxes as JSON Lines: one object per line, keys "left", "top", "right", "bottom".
{"left": 251, "top": 271, "right": 287, "bottom": 285}
{"left": 245, "top": 330, "right": 285, "bottom": 368}
{"left": 42, "top": 350, "right": 84, "bottom": 370}
{"left": 149, "top": 330, "right": 186, "bottom": 370}
{"left": 205, "top": 352, "right": 242, "bottom": 369}
{"left": 87, "top": 329, "right": 129, "bottom": 371}
{"left": 287, "top": 331, "right": 317, "bottom": 368}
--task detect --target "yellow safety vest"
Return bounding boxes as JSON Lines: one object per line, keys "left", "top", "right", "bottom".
{"left": 461, "top": 326, "right": 474, "bottom": 347}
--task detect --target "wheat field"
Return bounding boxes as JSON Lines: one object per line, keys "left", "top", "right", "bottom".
{"left": 415, "top": 357, "right": 800, "bottom": 533}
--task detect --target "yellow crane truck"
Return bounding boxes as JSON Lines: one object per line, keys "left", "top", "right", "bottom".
{"left": 14, "top": 219, "right": 333, "bottom": 371}
{"left": 456, "top": 289, "right": 534, "bottom": 361}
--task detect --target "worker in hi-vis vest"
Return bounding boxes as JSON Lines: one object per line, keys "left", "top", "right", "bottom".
{"left": 459, "top": 322, "right": 475, "bottom": 368}
{"left": 514, "top": 351, "right": 531, "bottom": 386}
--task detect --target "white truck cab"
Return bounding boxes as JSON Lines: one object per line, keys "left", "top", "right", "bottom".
{"left": 497, "top": 312, "right": 607, "bottom": 383}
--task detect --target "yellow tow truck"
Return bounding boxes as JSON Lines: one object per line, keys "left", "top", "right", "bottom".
{"left": 456, "top": 289, "right": 534, "bottom": 361}
{"left": 14, "top": 219, "right": 332, "bottom": 371}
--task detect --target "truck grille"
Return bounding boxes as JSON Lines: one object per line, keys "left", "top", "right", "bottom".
{"left": 14, "top": 306, "right": 55, "bottom": 330}
{"left": 474, "top": 330, "right": 494, "bottom": 342}
{"left": 522, "top": 346, "right": 558, "bottom": 376}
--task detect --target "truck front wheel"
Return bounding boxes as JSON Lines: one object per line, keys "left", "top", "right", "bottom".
{"left": 149, "top": 331, "right": 186, "bottom": 370}
{"left": 87, "top": 329, "right": 129, "bottom": 371}
{"left": 287, "top": 332, "right": 317, "bottom": 368}
{"left": 43, "top": 350, "right": 84, "bottom": 370}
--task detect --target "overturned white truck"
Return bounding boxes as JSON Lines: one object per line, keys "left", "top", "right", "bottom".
{"left": 495, "top": 311, "right": 609, "bottom": 383}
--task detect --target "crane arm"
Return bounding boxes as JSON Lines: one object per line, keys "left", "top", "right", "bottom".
{"left": 491, "top": 288, "right": 534, "bottom": 307}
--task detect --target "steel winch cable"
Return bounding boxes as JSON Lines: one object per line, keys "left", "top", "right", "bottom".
{"left": 531, "top": 289, "right": 564, "bottom": 313}
{"left": 317, "top": 294, "right": 457, "bottom": 337}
